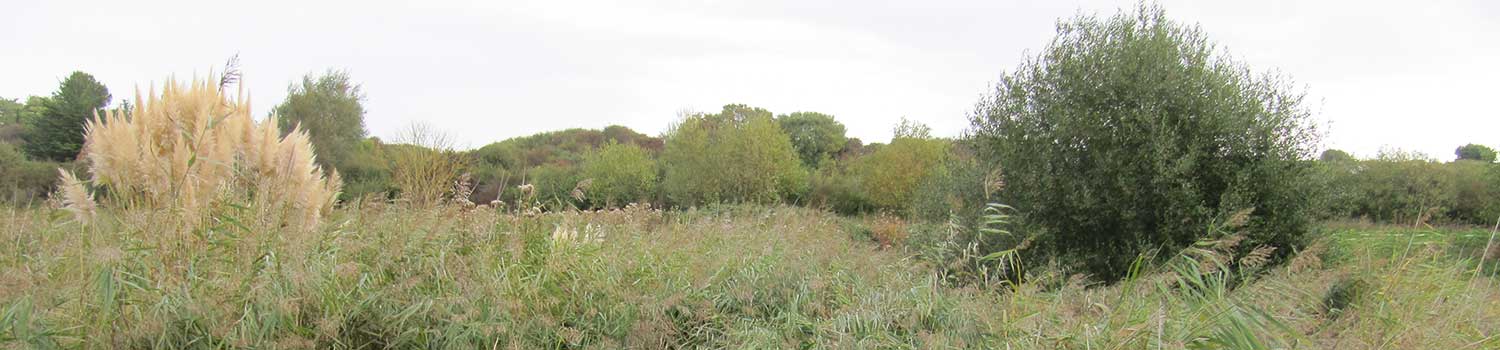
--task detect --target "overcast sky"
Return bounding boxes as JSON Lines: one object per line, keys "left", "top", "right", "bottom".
{"left": 4, "top": 0, "right": 1497, "bottom": 158}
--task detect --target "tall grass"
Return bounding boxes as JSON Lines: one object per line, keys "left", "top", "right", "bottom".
{"left": 1, "top": 203, "right": 1495, "bottom": 349}
{"left": 70, "top": 73, "right": 339, "bottom": 231}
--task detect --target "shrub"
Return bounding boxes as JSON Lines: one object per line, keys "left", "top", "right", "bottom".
{"left": 968, "top": 4, "right": 1319, "bottom": 281}
{"left": 908, "top": 144, "right": 990, "bottom": 222}
{"left": 1351, "top": 151, "right": 1455, "bottom": 225}
{"left": 775, "top": 112, "right": 847, "bottom": 168}
{"left": 1455, "top": 144, "right": 1496, "bottom": 162}
{"left": 581, "top": 141, "right": 657, "bottom": 208}
{"left": 851, "top": 122, "right": 950, "bottom": 214}
{"left": 388, "top": 123, "right": 467, "bottom": 207}
{"left": 1321, "top": 275, "right": 1368, "bottom": 319}
{"left": 0, "top": 143, "right": 62, "bottom": 203}
{"left": 661, "top": 104, "right": 807, "bottom": 206}
{"left": 76, "top": 74, "right": 340, "bottom": 229}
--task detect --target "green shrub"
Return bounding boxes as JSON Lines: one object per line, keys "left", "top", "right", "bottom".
{"left": 1321, "top": 275, "right": 1368, "bottom": 319}
{"left": 850, "top": 126, "right": 949, "bottom": 214}
{"left": 968, "top": 4, "right": 1319, "bottom": 281}
{"left": 909, "top": 144, "right": 990, "bottom": 222}
{"left": 0, "top": 143, "right": 61, "bottom": 203}
{"left": 661, "top": 104, "right": 807, "bottom": 207}
{"left": 1351, "top": 151, "right": 1455, "bottom": 225}
{"left": 580, "top": 141, "right": 657, "bottom": 208}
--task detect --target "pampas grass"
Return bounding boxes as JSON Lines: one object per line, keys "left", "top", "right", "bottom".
{"left": 52, "top": 169, "right": 95, "bottom": 223}
{"left": 75, "top": 73, "right": 339, "bottom": 230}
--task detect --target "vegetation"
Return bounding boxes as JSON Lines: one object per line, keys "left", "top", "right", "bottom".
{"left": 275, "top": 70, "right": 368, "bottom": 172}
{"left": 969, "top": 4, "right": 1319, "bottom": 281}
{"left": 580, "top": 141, "right": 657, "bottom": 208}
{"left": 22, "top": 71, "right": 110, "bottom": 161}
{"left": 661, "top": 104, "right": 807, "bottom": 207}
{"left": 2, "top": 204, "right": 1495, "bottom": 349}
{"left": 3, "top": 3, "right": 1497, "bottom": 348}
{"left": 775, "top": 111, "right": 847, "bottom": 168}
{"left": 70, "top": 75, "right": 341, "bottom": 230}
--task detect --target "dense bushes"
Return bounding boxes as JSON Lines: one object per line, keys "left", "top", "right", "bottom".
{"left": 851, "top": 129, "right": 950, "bottom": 214}
{"left": 580, "top": 142, "right": 657, "bottom": 207}
{"left": 1314, "top": 149, "right": 1500, "bottom": 226}
{"left": 969, "top": 4, "right": 1320, "bottom": 281}
{"left": 661, "top": 104, "right": 807, "bottom": 206}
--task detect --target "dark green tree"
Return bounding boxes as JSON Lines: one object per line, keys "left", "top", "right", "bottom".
{"left": 1454, "top": 143, "right": 1496, "bottom": 162}
{"left": 969, "top": 4, "right": 1320, "bottom": 281}
{"left": 275, "top": 70, "right": 367, "bottom": 171}
{"left": 23, "top": 72, "right": 110, "bottom": 161}
{"left": 1319, "top": 149, "right": 1356, "bottom": 163}
{"left": 776, "top": 112, "right": 847, "bottom": 168}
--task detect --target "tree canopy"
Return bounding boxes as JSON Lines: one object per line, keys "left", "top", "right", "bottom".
{"left": 1454, "top": 143, "right": 1496, "bottom": 162}
{"left": 969, "top": 4, "right": 1319, "bottom": 281}
{"left": 275, "top": 70, "right": 368, "bottom": 170}
{"left": 776, "top": 112, "right": 847, "bottom": 168}
{"left": 23, "top": 72, "right": 110, "bottom": 161}
{"left": 662, "top": 104, "right": 807, "bottom": 206}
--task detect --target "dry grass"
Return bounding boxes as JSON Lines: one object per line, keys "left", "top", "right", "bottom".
{"left": 73, "top": 74, "right": 339, "bottom": 231}
{"left": 0, "top": 203, "right": 1496, "bottom": 349}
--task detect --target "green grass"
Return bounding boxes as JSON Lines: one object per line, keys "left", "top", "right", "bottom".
{"left": 1, "top": 204, "right": 1497, "bottom": 349}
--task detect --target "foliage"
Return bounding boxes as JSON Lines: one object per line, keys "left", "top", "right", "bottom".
{"left": 661, "top": 104, "right": 808, "bottom": 206}
{"left": 775, "top": 111, "right": 847, "bottom": 168}
{"left": 1455, "top": 143, "right": 1496, "bottom": 162}
{"left": 581, "top": 141, "right": 657, "bottom": 208}
{"left": 851, "top": 124, "right": 950, "bottom": 214}
{"left": 908, "top": 144, "right": 991, "bottom": 222}
{"left": 274, "top": 70, "right": 368, "bottom": 171}
{"left": 1320, "top": 149, "right": 1356, "bottom": 163}
{"left": 0, "top": 143, "right": 62, "bottom": 203}
{"left": 1347, "top": 150, "right": 1455, "bottom": 225}
{"left": 22, "top": 72, "right": 110, "bottom": 161}
{"left": 76, "top": 74, "right": 340, "bottom": 231}
{"left": 468, "top": 126, "right": 661, "bottom": 205}
{"left": 968, "top": 4, "right": 1320, "bottom": 281}
{"left": 388, "top": 123, "right": 467, "bottom": 207}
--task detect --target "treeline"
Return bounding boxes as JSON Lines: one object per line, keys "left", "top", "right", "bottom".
{"left": 1314, "top": 145, "right": 1500, "bottom": 226}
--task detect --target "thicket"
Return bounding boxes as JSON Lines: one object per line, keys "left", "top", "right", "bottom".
{"left": 660, "top": 105, "right": 807, "bottom": 207}
{"left": 968, "top": 4, "right": 1320, "bottom": 282}
{"left": 1315, "top": 148, "right": 1500, "bottom": 226}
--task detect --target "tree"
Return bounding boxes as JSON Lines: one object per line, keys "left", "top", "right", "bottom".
{"left": 661, "top": 104, "right": 807, "bottom": 206}
{"left": 853, "top": 120, "right": 949, "bottom": 213}
{"left": 23, "top": 72, "right": 110, "bottom": 161}
{"left": 1319, "top": 149, "right": 1356, "bottom": 163}
{"left": 581, "top": 141, "right": 657, "bottom": 207}
{"left": 275, "top": 70, "right": 367, "bottom": 171}
{"left": 969, "top": 4, "right": 1319, "bottom": 281}
{"left": 1454, "top": 143, "right": 1496, "bottom": 162}
{"left": 776, "top": 112, "right": 847, "bottom": 168}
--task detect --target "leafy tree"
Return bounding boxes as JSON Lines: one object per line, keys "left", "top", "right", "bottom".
{"left": 662, "top": 104, "right": 807, "bottom": 206}
{"left": 275, "top": 70, "right": 367, "bottom": 171}
{"left": 581, "top": 142, "right": 657, "bottom": 207}
{"left": 23, "top": 72, "right": 110, "bottom": 161}
{"left": 1353, "top": 150, "right": 1454, "bottom": 225}
{"left": 1454, "top": 143, "right": 1496, "bottom": 162}
{"left": 853, "top": 120, "right": 950, "bottom": 213}
{"left": 1319, "top": 149, "right": 1356, "bottom": 163}
{"left": 969, "top": 4, "right": 1320, "bottom": 281}
{"left": 776, "top": 112, "right": 847, "bottom": 168}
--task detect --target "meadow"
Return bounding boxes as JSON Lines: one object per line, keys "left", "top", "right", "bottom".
{"left": 2, "top": 203, "right": 1495, "bottom": 349}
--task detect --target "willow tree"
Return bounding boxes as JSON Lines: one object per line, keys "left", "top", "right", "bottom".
{"left": 969, "top": 4, "right": 1320, "bottom": 281}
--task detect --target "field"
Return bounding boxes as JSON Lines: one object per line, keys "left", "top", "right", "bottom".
{"left": 0, "top": 204, "right": 1495, "bottom": 349}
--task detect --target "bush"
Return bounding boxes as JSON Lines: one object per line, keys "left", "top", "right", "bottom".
{"left": 908, "top": 144, "right": 991, "bottom": 222}
{"left": 388, "top": 123, "right": 468, "bottom": 207}
{"left": 850, "top": 127, "right": 949, "bottom": 214}
{"left": 968, "top": 4, "right": 1319, "bottom": 281}
{"left": 1350, "top": 151, "right": 1455, "bottom": 225}
{"left": 661, "top": 104, "right": 807, "bottom": 207}
{"left": 0, "top": 143, "right": 62, "bottom": 203}
{"left": 580, "top": 141, "right": 657, "bottom": 208}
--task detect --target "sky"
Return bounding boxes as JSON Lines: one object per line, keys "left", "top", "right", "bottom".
{"left": 3, "top": 0, "right": 1497, "bottom": 158}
